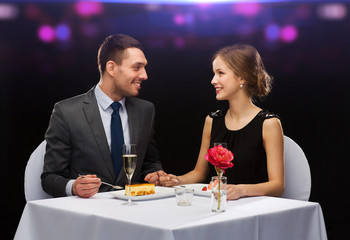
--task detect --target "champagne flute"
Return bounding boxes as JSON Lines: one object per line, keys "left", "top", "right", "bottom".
{"left": 122, "top": 144, "right": 137, "bottom": 206}
{"left": 214, "top": 142, "right": 227, "bottom": 148}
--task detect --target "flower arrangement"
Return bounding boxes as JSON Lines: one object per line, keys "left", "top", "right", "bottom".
{"left": 205, "top": 145, "right": 234, "bottom": 174}
{"left": 205, "top": 144, "right": 234, "bottom": 211}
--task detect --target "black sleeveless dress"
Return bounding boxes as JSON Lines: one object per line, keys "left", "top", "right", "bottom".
{"left": 207, "top": 109, "right": 279, "bottom": 184}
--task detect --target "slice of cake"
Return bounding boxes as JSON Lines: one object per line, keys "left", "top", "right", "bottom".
{"left": 125, "top": 183, "right": 155, "bottom": 196}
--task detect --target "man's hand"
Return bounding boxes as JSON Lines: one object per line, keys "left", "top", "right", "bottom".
{"left": 72, "top": 174, "right": 101, "bottom": 198}
{"left": 159, "top": 173, "right": 179, "bottom": 187}
{"left": 144, "top": 170, "right": 165, "bottom": 186}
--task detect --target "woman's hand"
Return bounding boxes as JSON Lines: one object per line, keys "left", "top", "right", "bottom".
{"left": 226, "top": 184, "right": 244, "bottom": 200}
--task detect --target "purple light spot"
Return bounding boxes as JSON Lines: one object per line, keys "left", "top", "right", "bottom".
{"left": 233, "top": 3, "right": 261, "bottom": 17}
{"left": 55, "top": 24, "right": 71, "bottom": 41}
{"left": 74, "top": 2, "right": 103, "bottom": 17}
{"left": 174, "top": 13, "right": 185, "bottom": 25}
{"left": 38, "top": 25, "right": 55, "bottom": 43}
{"left": 280, "top": 25, "right": 298, "bottom": 43}
{"left": 265, "top": 24, "right": 280, "bottom": 41}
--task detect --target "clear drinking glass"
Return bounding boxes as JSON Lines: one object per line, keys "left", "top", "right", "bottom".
{"left": 175, "top": 188, "right": 194, "bottom": 206}
{"left": 122, "top": 144, "right": 137, "bottom": 206}
{"left": 211, "top": 176, "right": 227, "bottom": 212}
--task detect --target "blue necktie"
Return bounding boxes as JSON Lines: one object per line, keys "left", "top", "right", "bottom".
{"left": 110, "top": 102, "right": 124, "bottom": 180}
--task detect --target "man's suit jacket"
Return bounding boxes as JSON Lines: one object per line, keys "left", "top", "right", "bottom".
{"left": 41, "top": 87, "right": 162, "bottom": 197}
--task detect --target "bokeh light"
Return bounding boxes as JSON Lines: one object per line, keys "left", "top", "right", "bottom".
{"left": 280, "top": 25, "right": 298, "bottom": 43}
{"left": 55, "top": 24, "right": 71, "bottom": 41}
{"left": 74, "top": 1, "right": 103, "bottom": 17}
{"left": 38, "top": 25, "right": 55, "bottom": 43}
{"left": 10, "top": 1, "right": 350, "bottom": 48}
{"left": 318, "top": 3, "right": 347, "bottom": 20}
{"left": 173, "top": 13, "right": 195, "bottom": 26}
{"left": 265, "top": 24, "right": 280, "bottom": 41}
{"left": 174, "top": 13, "right": 186, "bottom": 25}
{"left": 232, "top": 2, "right": 262, "bottom": 17}
{"left": 0, "top": 3, "right": 18, "bottom": 20}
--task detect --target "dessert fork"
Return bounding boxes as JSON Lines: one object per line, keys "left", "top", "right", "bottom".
{"left": 79, "top": 174, "right": 123, "bottom": 190}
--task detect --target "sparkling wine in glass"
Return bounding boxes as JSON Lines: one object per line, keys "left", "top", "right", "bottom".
{"left": 122, "top": 144, "right": 137, "bottom": 206}
{"left": 214, "top": 142, "right": 227, "bottom": 148}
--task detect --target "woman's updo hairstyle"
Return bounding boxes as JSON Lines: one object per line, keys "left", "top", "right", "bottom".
{"left": 213, "top": 44, "right": 273, "bottom": 98}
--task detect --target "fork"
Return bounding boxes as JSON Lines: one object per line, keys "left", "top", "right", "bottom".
{"left": 100, "top": 181, "right": 123, "bottom": 190}
{"left": 79, "top": 174, "right": 123, "bottom": 190}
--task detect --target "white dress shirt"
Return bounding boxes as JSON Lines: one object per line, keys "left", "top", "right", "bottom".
{"left": 94, "top": 84, "right": 130, "bottom": 148}
{"left": 65, "top": 84, "right": 130, "bottom": 196}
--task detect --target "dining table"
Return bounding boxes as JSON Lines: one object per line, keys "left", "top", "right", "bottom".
{"left": 14, "top": 186, "right": 327, "bottom": 240}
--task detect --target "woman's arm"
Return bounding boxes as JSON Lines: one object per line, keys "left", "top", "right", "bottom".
{"left": 226, "top": 117, "right": 285, "bottom": 200}
{"left": 160, "top": 116, "right": 212, "bottom": 186}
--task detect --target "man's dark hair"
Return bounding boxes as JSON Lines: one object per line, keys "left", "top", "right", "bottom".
{"left": 97, "top": 34, "right": 143, "bottom": 75}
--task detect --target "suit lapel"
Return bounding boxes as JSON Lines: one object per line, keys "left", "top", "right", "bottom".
{"left": 82, "top": 87, "right": 115, "bottom": 181}
{"left": 126, "top": 98, "right": 139, "bottom": 145}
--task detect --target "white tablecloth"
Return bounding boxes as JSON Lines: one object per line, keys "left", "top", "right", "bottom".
{"left": 15, "top": 192, "right": 327, "bottom": 240}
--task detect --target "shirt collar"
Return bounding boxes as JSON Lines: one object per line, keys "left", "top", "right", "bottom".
{"left": 94, "top": 84, "right": 126, "bottom": 111}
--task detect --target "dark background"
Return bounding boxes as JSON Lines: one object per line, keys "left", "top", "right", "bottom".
{"left": 2, "top": 1, "right": 349, "bottom": 239}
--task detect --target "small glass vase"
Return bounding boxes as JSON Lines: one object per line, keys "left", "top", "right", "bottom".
{"left": 211, "top": 175, "right": 227, "bottom": 212}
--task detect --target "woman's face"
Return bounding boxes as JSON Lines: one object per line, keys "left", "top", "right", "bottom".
{"left": 211, "top": 56, "right": 242, "bottom": 101}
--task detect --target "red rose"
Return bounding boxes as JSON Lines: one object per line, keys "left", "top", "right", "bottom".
{"left": 205, "top": 145, "right": 234, "bottom": 173}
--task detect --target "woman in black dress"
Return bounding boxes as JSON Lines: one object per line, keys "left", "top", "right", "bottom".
{"left": 160, "top": 44, "right": 284, "bottom": 200}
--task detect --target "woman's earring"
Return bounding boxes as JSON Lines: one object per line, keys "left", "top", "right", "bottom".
{"left": 240, "top": 84, "right": 243, "bottom": 88}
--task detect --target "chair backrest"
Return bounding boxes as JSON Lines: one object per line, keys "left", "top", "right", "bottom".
{"left": 24, "top": 140, "right": 52, "bottom": 201}
{"left": 281, "top": 136, "right": 311, "bottom": 201}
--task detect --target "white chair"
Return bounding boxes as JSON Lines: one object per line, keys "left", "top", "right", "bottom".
{"left": 281, "top": 136, "right": 311, "bottom": 201}
{"left": 24, "top": 140, "right": 52, "bottom": 201}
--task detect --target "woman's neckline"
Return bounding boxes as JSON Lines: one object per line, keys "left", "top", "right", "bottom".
{"left": 224, "top": 109, "right": 263, "bottom": 132}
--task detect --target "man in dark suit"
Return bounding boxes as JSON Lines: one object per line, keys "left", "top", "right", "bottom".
{"left": 42, "top": 34, "right": 164, "bottom": 198}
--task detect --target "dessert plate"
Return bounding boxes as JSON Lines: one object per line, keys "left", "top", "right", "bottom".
{"left": 179, "top": 184, "right": 211, "bottom": 197}
{"left": 111, "top": 186, "right": 175, "bottom": 201}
